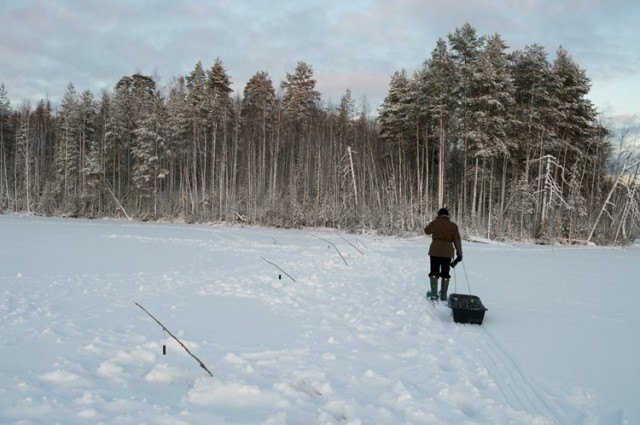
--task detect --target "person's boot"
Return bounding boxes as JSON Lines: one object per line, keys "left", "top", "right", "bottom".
{"left": 429, "top": 276, "right": 439, "bottom": 300}
{"left": 440, "top": 278, "right": 450, "bottom": 301}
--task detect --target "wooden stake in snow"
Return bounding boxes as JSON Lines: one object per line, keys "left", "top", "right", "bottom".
{"left": 134, "top": 301, "right": 213, "bottom": 377}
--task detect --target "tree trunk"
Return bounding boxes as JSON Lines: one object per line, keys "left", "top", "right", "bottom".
{"left": 438, "top": 116, "right": 445, "bottom": 208}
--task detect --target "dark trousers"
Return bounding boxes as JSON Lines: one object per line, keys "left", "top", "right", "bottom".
{"left": 429, "top": 256, "right": 451, "bottom": 279}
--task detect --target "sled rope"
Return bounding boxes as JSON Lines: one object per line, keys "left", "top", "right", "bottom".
{"left": 134, "top": 301, "right": 213, "bottom": 377}
{"left": 452, "top": 260, "right": 473, "bottom": 295}
{"left": 461, "top": 260, "right": 473, "bottom": 294}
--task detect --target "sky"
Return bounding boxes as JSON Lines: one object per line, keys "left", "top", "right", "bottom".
{"left": 1, "top": 0, "right": 639, "bottom": 124}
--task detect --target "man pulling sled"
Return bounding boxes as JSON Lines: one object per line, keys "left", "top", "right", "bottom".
{"left": 424, "top": 208, "right": 463, "bottom": 302}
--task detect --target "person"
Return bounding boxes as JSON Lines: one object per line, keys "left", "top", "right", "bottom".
{"left": 424, "top": 207, "right": 463, "bottom": 301}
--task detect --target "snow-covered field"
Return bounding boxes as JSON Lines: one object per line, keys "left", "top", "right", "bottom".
{"left": 0, "top": 215, "right": 637, "bottom": 425}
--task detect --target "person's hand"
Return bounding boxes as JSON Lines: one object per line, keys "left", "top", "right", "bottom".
{"left": 451, "top": 255, "right": 463, "bottom": 268}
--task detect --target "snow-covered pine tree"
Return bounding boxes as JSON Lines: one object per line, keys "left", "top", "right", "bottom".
{"left": 379, "top": 69, "right": 413, "bottom": 218}
{"left": 78, "top": 89, "right": 98, "bottom": 215}
{"left": 551, "top": 47, "right": 606, "bottom": 240}
{"left": 104, "top": 76, "right": 134, "bottom": 202}
{"left": 55, "top": 83, "right": 81, "bottom": 214}
{"left": 130, "top": 75, "right": 168, "bottom": 219}
{"left": 424, "top": 38, "right": 457, "bottom": 209}
{"left": 280, "top": 62, "right": 321, "bottom": 222}
{"left": 448, "top": 23, "right": 486, "bottom": 216}
{"left": 379, "top": 70, "right": 412, "bottom": 144}
{"left": 510, "top": 44, "right": 560, "bottom": 237}
{"left": 185, "top": 61, "right": 209, "bottom": 217}
{"left": 87, "top": 91, "right": 112, "bottom": 215}
{"left": 0, "top": 84, "right": 13, "bottom": 210}
{"left": 31, "top": 99, "right": 55, "bottom": 214}
{"left": 281, "top": 62, "right": 320, "bottom": 127}
{"left": 241, "top": 71, "right": 276, "bottom": 220}
{"left": 467, "top": 33, "right": 515, "bottom": 236}
{"left": 552, "top": 47, "right": 599, "bottom": 155}
{"left": 15, "top": 104, "right": 32, "bottom": 213}
{"left": 337, "top": 89, "right": 359, "bottom": 222}
{"left": 206, "top": 58, "right": 233, "bottom": 220}
{"left": 164, "top": 77, "right": 191, "bottom": 216}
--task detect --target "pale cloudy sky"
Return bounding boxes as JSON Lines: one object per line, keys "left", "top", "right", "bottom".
{"left": 1, "top": 0, "right": 638, "bottom": 121}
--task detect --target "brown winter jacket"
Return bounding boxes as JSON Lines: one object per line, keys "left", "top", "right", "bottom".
{"left": 424, "top": 215, "right": 462, "bottom": 259}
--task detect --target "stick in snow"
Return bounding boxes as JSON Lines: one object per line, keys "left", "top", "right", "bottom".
{"left": 134, "top": 301, "right": 213, "bottom": 377}
{"left": 105, "top": 183, "right": 131, "bottom": 220}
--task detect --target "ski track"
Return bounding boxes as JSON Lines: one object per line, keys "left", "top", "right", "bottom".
{"left": 473, "top": 325, "right": 566, "bottom": 423}
{"left": 0, "top": 216, "right": 618, "bottom": 424}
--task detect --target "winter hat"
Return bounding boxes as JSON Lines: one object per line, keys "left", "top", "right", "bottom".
{"left": 437, "top": 207, "right": 449, "bottom": 216}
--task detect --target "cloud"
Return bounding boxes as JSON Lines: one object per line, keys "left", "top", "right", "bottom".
{"left": 1, "top": 0, "right": 638, "bottom": 117}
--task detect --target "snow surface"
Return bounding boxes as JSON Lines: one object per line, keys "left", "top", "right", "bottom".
{"left": 0, "top": 214, "right": 637, "bottom": 425}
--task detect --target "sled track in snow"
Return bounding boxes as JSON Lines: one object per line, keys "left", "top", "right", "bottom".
{"left": 470, "top": 324, "right": 566, "bottom": 424}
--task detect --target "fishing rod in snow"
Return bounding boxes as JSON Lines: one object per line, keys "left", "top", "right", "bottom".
{"left": 134, "top": 301, "right": 214, "bottom": 377}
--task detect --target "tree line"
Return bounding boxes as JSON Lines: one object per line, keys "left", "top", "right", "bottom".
{"left": 0, "top": 24, "right": 638, "bottom": 244}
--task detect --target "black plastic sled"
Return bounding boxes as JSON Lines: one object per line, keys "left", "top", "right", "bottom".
{"left": 447, "top": 293, "right": 487, "bottom": 325}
